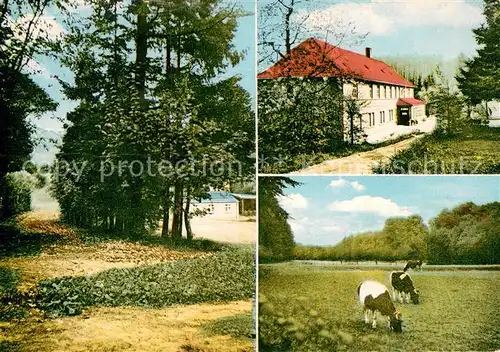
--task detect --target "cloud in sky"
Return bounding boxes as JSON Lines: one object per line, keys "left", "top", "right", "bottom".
{"left": 278, "top": 193, "right": 309, "bottom": 210}
{"left": 328, "top": 195, "right": 414, "bottom": 217}
{"left": 12, "top": 14, "right": 65, "bottom": 40}
{"left": 301, "top": 0, "right": 483, "bottom": 36}
{"left": 329, "top": 179, "right": 365, "bottom": 191}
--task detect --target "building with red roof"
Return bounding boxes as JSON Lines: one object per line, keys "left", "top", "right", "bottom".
{"left": 258, "top": 38, "right": 426, "bottom": 132}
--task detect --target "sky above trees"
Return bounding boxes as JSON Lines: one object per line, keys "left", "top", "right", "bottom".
{"left": 259, "top": 0, "right": 484, "bottom": 71}
{"left": 277, "top": 176, "right": 500, "bottom": 246}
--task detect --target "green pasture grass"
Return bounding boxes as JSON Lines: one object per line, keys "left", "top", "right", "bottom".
{"left": 259, "top": 263, "right": 500, "bottom": 351}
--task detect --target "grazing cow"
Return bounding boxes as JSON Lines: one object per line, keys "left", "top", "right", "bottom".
{"left": 404, "top": 260, "right": 423, "bottom": 272}
{"left": 391, "top": 271, "right": 420, "bottom": 304}
{"left": 358, "top": 280, "right": 403, "bottom": 332}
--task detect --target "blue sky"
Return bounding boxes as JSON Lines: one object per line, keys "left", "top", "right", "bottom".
{"left": 29, "top": 0, "right": 255, "bottom": 133}
{"left": 259, "top": 0, "right": 484, "bottom": 70}
{"left": 276, "top": 176, "right": 500, "bottom": 246}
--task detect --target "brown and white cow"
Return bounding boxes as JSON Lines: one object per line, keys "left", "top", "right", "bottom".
{"left": 358, "top": 280, "right": 403, "bottom": 332}
{"left": 404, "top": 259, "right": 423, "bottom": 272}
{"left": 391, "top": 271, "right": 420, "bottom": 304}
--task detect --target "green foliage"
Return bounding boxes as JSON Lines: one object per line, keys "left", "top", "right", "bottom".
{"left": 258, "top": 78, "right": 346, "bottom": 171}
{"left": 1, "top": 0, "right": 58, "bottom": 220}
{"left": 457, "top": 0, "right": 500, "bottom": 104}
{"left": 373, "top": 124, "right": 500, "bottom": 174}
{"left": 294, "top": 215, "right": 429, "bottom": 262}
{"left": 0, "top": 172, "right": 32, "bottom": 219}
{"left": 293, "top": 202, "right": 500, "bottom": 265}
{"left": 428, "top": 202, "right": 500, "bottom": 264}
{"left": 51, "top": 0, "right": 253, "bottom": 238}
{"left": 259, "top": 177, "right": 301, "bottom": 263}
{"left": 36, "top": 248, "right": 254, "bottom": 317}
{"left": 202, "top": 313, "right": 254, "bottom": 340}
{"left": 0, "top": 267, "right": 18, "bottom": 293}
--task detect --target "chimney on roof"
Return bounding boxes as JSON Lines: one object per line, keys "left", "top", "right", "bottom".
{"left": 365, "top": 47, "right": 372, "bottom": 58}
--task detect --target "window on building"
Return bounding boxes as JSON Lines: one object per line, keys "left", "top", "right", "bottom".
{"left": 208, "top": 203, "right": 214, "bottom": 214}
{"left": 384, "top": 86, "right": 387, "bottom": 99}
{"left": 370, "top": 85, "right": 374, "bottom": 99}
{"left": 352, "top": 86, "right": 359, "bottom": 99}
{"left": 389, "top": 87, "right": 393, "bottom": 99}
{"left": 377, "top": 85, "right": 380, "bottom": 99}
{"left": 225, "top": 204, "right": 231, "bottom": 213}
{"left": 368, "top": 112, "right": 374, "bottom": 127}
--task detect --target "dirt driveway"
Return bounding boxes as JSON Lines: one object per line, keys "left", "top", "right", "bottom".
{"left": 190, "top": 217, "right": 256, "bottom": 245}
{"left": 293, "top": 135, "right": 422, "bottom": 174}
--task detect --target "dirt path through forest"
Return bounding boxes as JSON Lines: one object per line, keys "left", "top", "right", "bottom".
{"left": 293, "top": 135, "right": 423, "bottom": 174}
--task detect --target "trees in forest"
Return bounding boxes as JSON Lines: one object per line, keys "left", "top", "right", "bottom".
{"left": 259, "top": 177, "right": 300, "bottom": 263}
{"left": 456, "top": 0, "right": 500, "bottom": 115}
{"left": 0, "top": 0, "right": 58, "bottom": 219}
{"left": 258, "top": 78, "right": 344, "bottom": 172}
{"left": 50, "top": 0, "right": 253, "bottom": 239}
{"left": 293, "top": 202, "right": 500, "bottom": 265}
{"left": 428, "top": 202, "right": 500, "bottom": 265}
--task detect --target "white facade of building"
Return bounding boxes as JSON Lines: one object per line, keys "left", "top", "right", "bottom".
{"left": 192, "top": 201, "right": 239, "bottom": 220}
{"left": 343, "top": 82, "right": 425, "bottom": 130}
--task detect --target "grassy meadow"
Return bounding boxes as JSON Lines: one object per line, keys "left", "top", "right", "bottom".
{"left": 259, "top": 262, "right": 500, "bottom": 351}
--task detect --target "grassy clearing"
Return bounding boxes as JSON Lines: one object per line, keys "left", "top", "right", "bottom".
{"left": 259, "top": 263, "right": 500, "bottom": 351}
{"left": 1, "top": 301, "right": 253, "bottom": 352}
{"left": 202, "top": 312, "right": 254, "bottom": 340}
{"left": 373, "top": 124, "right": 500, "bottom": 174}
{"left": 0, "top": 211, "right": 255, "bottom": 351}
{"left": 260, "top": 133, "right": 419, "bottom": 174}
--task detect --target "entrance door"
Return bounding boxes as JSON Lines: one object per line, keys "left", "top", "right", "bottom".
{"left": 398, "top": 107, "right": 410, "bottom": 126}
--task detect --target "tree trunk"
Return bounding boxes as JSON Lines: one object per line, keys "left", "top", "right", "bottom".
{"left": 171, "top": 181, "right": 183, "bottom": 240}
{"left": 184, "top": 188, "right": 193, "bottom": 241}
{"left": 134, "top": 0, "right": 148, "bottom": 103}
{"left": 284, "top": 0, "right": 294, "bottom": 54}
{"left": 161, "top": 186, "right": 171, "bottom": 238}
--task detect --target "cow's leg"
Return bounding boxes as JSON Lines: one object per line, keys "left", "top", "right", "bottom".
{"left": 398, "top": 291, "right": 403, "bottom": 303}
{"left": 372, "top": 311, "right": 378, "bottom": 329}
{"left": 387, "top": 316, "right": 391, "bottom": 329}
{"left": 364, "top": 309, "right": 370, "bottom": 324}
{"left": 392, "top": 288, "right": 397, "bottom": 301}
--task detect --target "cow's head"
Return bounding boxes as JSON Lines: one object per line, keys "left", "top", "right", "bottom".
{"left": 390, "top": 312, "right": 403, "bottom": 333}
{"left": 410, "top": 289, "right": 420, "bottom": 304}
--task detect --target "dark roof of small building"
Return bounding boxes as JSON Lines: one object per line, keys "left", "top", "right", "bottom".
{"left": 396, "top": 98, "right": 426, "bottom": 106}
{"left": 258, "top": 38, "right": 415, "bottom": 88}
{"left": 192, "top": 191, "right": 239, "bottom": 204}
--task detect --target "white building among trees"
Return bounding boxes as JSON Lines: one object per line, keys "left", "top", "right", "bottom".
{"left": 258, "top": 38, "right": 427, "bottom": 139}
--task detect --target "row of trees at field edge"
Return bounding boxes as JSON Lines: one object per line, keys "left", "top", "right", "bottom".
{"left": 260, "top": 201, "right": 500, "bottom": 265}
